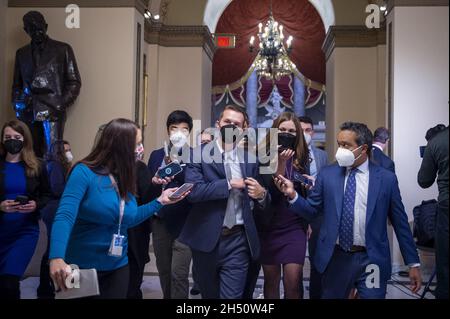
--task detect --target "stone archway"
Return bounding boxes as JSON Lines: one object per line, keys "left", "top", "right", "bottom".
{"left": 203, "top": 0, "right": 335, "bottom": 33}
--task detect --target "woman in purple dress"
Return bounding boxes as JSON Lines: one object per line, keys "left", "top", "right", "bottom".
{"left": 259, "top": 112, "right": 310, "bottom": 299}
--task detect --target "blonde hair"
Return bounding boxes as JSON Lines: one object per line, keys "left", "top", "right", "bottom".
{"left": 0, "top": 120, "right": 41, "bottom": 177}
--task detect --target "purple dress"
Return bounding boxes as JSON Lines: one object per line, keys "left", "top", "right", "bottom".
{"left": 259, "top": 162, "right": 307, "bottom": 265}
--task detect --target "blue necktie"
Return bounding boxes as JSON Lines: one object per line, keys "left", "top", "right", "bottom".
{"left": 339, "top": 168, "right": 358, "bottom": 251}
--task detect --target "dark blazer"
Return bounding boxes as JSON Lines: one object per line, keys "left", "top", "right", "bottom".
{"left": 372, "top": 146, "right": 395, "bottom": 173}
{"left": 0, "top": 158, "right": 51, "bottom": 215}
{"left": 148, "top": 147, "right": 192, "bottom": 239}
{"left": 40, "top": 160, "right": 67, "bottom": 227}
{"left": 127, "top": 160, "right": 154, "bottom": 266}
{"left": 418, "top": 127, "right": 449, "bottom": 211}
{"left": 289, "top": 162, "right": 419, "bottom": 284}
{"left": 178, "top": 143, "right": 270, "bottom": 260}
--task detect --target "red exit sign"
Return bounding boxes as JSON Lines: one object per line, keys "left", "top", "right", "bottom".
{"left": 214, "top": 34, "right": 236, "bottom": 49}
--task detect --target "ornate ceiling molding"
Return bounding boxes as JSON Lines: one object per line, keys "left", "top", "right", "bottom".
{"left": 8, "top": 0, "right": 150, "bottom": 14}
{"left": 144, "top": 21, "right": 217, "bottom": 61}
{"left": 322, "top": 25, "right": 386, "bottom": 61}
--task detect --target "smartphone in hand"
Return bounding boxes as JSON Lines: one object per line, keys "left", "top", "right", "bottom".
{"left": 157, "top": 161, "right": 183, "bottom": 179}
{"left": 292, "top": 172, "right": 314, "bottom": 187}
{"left": 168, "top": 183, "right": 194, "bottom": 200}
{"left": 15, "top": 195, "right": 29, "bottom": 205}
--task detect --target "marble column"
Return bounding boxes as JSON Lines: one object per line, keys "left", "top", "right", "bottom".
{"left": 246, "top": 71, "right": 258, "bottom": 128}
{"left": 294, "top": 76, "right": 306, "bottom": 117}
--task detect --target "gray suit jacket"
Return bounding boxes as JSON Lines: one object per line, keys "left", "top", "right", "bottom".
{"left": 311, "top": 145, "right": 328, "bottom": 173}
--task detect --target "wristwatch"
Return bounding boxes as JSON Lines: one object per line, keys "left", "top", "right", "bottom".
{"left": 258, "top": 190, "right": 267, "bottom": 201}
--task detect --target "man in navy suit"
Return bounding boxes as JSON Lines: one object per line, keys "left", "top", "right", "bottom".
{"left": 299, "top": 116, "right": 328, "bottom": 179}
{"left": 179, "top": 105, "right": 269, "bottom": 299}
{"left": 372, "top": 127, "right": 395, "bottom": 173}
{"left": 148, "top": 110, "right": 193, "bottom": 299}
{"left": 274, "top": 122, "right": 421, "bottom": 299}
{"left": 299, "top": 116, "right": 328, "bottom": 299}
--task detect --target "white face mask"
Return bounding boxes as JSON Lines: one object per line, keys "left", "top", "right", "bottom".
{"left": 170, "top": 130, "right": 189, "bottom": 148}
{"left": 135, "top": 143, "right": 144, "bottom": 161}
{"left": 303, "top": 132, "right": 312, "bottom": 146}
{"left": 65, "top": 151, "right": 74, "bottom": 162}
{"left": 335, "top": 145, "right": 363, "bottom": 167}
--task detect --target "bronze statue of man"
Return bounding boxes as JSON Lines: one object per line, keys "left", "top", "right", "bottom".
{"left": 12, "top": 11, "right": 81, "bottom": 157}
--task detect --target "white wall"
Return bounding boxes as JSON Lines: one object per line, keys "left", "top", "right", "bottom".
{"left": 4, "top": 7, "right": 142, "bottom": 160}
{"left": 325, "top": 45, "right": 386, "bottom": 160}
{"left": 388, "top": 6, "right": 449, "bottom": 268}
{"left": 145, "top": 45, "right": 212, "bottom": 156}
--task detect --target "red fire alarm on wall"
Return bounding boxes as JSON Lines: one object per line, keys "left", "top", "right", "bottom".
{"left": 214, "top": 34, "right": 236, "bottom": 49}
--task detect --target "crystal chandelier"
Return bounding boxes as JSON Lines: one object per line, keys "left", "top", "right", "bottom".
{"left": 249, "top": 0, "right": 295, "bottom": 81}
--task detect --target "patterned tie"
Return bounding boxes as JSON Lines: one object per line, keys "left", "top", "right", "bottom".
{"left": 339, "top": 168, "right": 358, "bottom": 251}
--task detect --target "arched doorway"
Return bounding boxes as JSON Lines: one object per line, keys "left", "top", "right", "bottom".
{"left": 210, "top": 0, "right": 328, "bottom": 145}
{"left": 204, "top": 0, "right": 335, "bottom": 34}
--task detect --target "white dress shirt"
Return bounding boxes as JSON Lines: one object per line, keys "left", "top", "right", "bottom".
{"left": 289, "top": 159, "right": 369, "bottom": 246}
{"left": 372, "top": 144, "right": 384, "bottom": 152}
{"left": 342, "top": 158, "right": 370, "bottom": 247}
{"left": 216, "top": 141, "right": 244, "bottom": 226}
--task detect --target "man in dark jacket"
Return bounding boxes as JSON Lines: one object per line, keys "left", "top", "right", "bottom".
{"left": 418, "top": 126, "right": 449, "bottom": 299}
{"left": 372, "top": 127, "right": 395, "bottom": 173}
{"left": 12, "top": 11, "right": 81, "bottom": 157}
{"left": 148, "top": 110, "right": 193, "bottom": 299}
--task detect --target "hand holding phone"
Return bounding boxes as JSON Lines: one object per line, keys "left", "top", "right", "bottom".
{"left": 0, "top": 200, "right": 20, "bottom": 213}
{"left": 157, "top": 161, "right": 183, "bottom": 179}
{"left": 168, "top": 183, "right": 194, "bottom": 200}
{"left": 15, "top": 195, "right": 29, "bottom": 205}
{"left": 292, "top": 172, "right": 314, "bottom": 187}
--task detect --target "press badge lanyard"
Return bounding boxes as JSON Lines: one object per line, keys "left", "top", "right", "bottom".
{"left": 108, "top": 174, "right": 125, "bottom": 257}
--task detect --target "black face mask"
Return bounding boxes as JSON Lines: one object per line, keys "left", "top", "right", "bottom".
{"left": 278, "top": 132, "right": 296, "bottom": 152}
{"left": 220, "top": 124, "right": 241, "bottom": 145}
{"left": 3, "top": 139, "right": 24, "bottom": 155}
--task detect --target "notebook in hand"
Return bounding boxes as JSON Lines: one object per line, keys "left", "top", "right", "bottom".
{"left": 55, "top": 268, "right": 100, "bottom": 299}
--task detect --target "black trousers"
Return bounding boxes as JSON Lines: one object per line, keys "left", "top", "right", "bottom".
{"left": 93, "top": 265, "right": 130, "bottom": 299}
{"left": 308, "top": 216, "right": 323, "bottom": 299}
{"left": 127, "top": 220, "right": 151, "bottom": 299}
{"left": 38, "top": 216, "right": 55, "bottom": 299}
{"left": 436, "top": 205, "right": 449, "bottom": 299}
{"left": 0, "top": 275, "right": 20, "bottom": 299}
{"left": 37, "top": 241, "right": 55, "bottom": 299}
